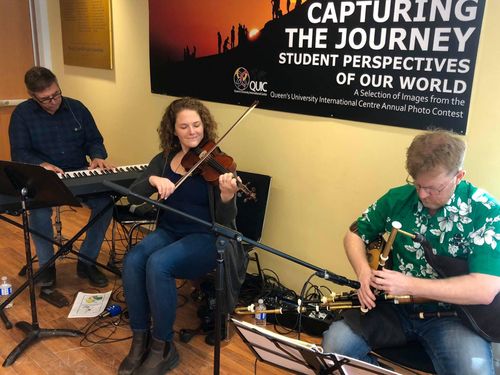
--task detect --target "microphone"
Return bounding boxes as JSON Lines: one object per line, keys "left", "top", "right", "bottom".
{"left": 63, "top": 97, "right": 83, "bottom": 131}
{"left": 99, "top": 304, "right": 122, "bottom": 318}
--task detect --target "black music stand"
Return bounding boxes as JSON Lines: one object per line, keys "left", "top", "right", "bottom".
{"left": 231, "top": 319, "right": 398, "bottom": 375}
{"left": 0, "top": 161, "right": 83, "bottom": 367}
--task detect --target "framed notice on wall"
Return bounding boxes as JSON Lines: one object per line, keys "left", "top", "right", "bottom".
{"left": 60, "top": 0, "right": 113, "bottom": 70}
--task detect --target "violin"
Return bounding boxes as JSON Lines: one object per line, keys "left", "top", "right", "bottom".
{"left": 180, "top": 140, "right": 257, "bottom": 202}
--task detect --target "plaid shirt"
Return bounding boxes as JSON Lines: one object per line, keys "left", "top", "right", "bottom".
{"left": 9, "top": 97, "right": 107, "bottom": 171}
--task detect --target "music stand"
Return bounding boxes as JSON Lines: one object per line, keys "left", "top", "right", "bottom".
{"left": 231, "top": 319, "right": 399, "bottom": 375}
{"left": 0, "top": 161, "right": 83, "bottom": 367}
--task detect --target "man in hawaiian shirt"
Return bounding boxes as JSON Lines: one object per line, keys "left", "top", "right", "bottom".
{"left": 322, "top": 130, "right": 500, "bottom": 375}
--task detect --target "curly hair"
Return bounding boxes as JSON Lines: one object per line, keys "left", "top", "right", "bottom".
{"left": 158, "top": 97, "right": 218, "bottom": 153}
{"left": 406, "top": 129, "right": 466, "bottom": 178}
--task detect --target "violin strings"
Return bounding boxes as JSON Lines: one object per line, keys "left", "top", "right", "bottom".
{"left": 201, "top": 153, "right": 252, "bottom": 195}
{"left": 203, "top": 153, "right": 228, "bottom": 174}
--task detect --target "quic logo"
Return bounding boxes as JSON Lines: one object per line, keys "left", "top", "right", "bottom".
{"left": 233, "top": 67, "right": 250, "bottom": 90}
{"left": 233, "top": 67, "right": 268, "bottom": 95}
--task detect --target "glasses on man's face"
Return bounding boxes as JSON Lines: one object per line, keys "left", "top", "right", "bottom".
{"left": 34, "top": 90, "right": 62, "bottom": 104}
{"left": 406, "top": 173, "right": 457, "bottom": 196}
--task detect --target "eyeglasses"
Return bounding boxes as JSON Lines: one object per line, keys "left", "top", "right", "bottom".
{"left": 34, "top": 90, "right": 62, "bottom": 104}
{"left": 406, "top": 173, "right": 457, "bottom": 196}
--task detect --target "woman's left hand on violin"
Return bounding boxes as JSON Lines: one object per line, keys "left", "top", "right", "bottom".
{"left": 218, "top": 172, "right": 239, "bottom": 202}
{"left": 371, "top": 268, "right": 414, "bottom": 296}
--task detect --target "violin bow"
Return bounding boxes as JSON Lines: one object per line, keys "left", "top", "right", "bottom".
{"left": 174, "top": 100, "right": 259, "bottom": 190}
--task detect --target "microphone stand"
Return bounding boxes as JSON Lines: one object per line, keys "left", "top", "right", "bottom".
{"left": 102, "top": 181, "right": 360, "bottom": 375}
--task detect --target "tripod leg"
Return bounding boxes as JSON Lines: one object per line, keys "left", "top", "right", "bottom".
{"left": 15, "top": 321, "right": 38, "bottom": 334}
{"left": 0, "top": 309, "right": 13, "bottom": 329}
{"left": 2, "top": 327, "right": 41, "bottom": 367}
{"left": 38, "top": 327, "right": 82, "bottom": 338}
{"left": 2, "top": 322, "right": 82, "bottom": 367}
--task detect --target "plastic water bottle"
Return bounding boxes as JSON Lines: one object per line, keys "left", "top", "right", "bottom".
{"left": 0, "top": 276, "right": 13, "bottom": 308}
{"left": 255, "top": 298, "right": 267, "bottom": 326}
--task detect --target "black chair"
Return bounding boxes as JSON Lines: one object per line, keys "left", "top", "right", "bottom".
{"left": 373, "top": 342, "right": 436, "bottom": 374}
{"left": 179, "top": 170, "right": 272, "bottom": 344}
{"left": 234, "top": 170, "right": 272, "bottom": 278}
{"left": 108, "top": 202, "right": 157, "bottom": 272}
{"left": 234, "top": 170, "right": 272, "bottom": 249}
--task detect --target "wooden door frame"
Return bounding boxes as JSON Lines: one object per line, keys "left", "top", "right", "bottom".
{"left": 0, "top": 0, "right": 49, "bottom": 161}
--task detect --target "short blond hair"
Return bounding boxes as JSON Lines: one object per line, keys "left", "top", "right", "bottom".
{"left": 406, "top": 130, "right": 466, "bottom": 178}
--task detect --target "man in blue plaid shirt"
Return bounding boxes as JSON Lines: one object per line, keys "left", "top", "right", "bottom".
{"left": 9, "top": 66, "right": 113, "bottom": 289}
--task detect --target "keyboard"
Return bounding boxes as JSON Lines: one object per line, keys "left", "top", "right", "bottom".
{"left": 0, "top": 164, "right": 147, "bottom": 213}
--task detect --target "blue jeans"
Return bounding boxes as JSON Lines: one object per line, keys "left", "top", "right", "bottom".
{"left": 122, "top": 227, "right": 217, "bottom": 342}
{"left": 322, "top": 311, "right": 494, "bottom": 375}
{"left": 28, "top": 195, "right": 113, "bottom": 266}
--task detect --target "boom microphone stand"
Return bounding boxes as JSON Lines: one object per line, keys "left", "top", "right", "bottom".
{"left": 0, "top": 161, "right": 83, "bottom": 367}
{"left": 102, "top": 180, "right": 360, "bottom": 375}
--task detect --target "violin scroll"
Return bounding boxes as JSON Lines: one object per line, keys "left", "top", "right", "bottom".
{"left": 237, "top": 182, "right": 257, "bottom": 203}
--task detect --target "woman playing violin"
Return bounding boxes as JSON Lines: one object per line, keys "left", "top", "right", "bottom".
{"left": 119, "top": 97, "right": 240, "bottom": 375}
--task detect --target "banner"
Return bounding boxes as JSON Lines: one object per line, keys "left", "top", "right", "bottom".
{"left": 149, "top": 0, "right": 486, "bottom": 134}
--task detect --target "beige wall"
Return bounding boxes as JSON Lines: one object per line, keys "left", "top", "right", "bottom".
{"left": 45, "top": 1, "right": 500, "bottom": 292}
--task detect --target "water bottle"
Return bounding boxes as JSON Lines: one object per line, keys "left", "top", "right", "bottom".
{"left": 0, "top": 276, "right": 13, "bottom": 308}
{"left": 255, "top": 298, "right": 267, "bottom": 326}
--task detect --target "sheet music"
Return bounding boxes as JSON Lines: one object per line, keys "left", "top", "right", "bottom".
{"left": 68, "top": 291, "right": 111, "bottom": 318}
{"left": 233, "top": 319, "right": 322, "bottom": 352}
{"left": 232, "top": 318, "right": 400, "bottom": 375}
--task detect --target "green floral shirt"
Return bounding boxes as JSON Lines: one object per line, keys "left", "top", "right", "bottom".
{"left": 357, "top": 180, "right": 500, "bottom": 279}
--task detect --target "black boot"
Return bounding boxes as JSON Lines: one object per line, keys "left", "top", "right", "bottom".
{"left": 118, "top": 330, "right": 150, "bottom": 375}
{"left": 77, "top": 260, "right": 108, "bottom": 287}
{"left": 35, "top": 265, "right": 56, "bottom": 287}
{"left": 135, "top": 337, "right": 179, "bottom": 375}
